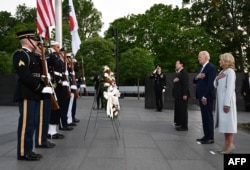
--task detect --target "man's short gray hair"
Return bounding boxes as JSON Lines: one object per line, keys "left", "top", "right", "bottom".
{"left": 200, "top": 51, "right": 210, "bottom": 60}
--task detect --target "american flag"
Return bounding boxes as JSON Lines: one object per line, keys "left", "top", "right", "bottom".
{"left": 37, "top": 0, "right": 56, "bottom": 39}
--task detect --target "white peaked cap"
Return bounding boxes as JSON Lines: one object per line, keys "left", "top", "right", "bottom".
{"left": 103, "top": 65, "right": 110, "bottom": 71}
{"left": 50, "top": 41, "right": 59, "bottom": 46}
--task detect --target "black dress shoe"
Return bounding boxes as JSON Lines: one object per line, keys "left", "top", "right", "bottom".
{"left": 36, "top": 141, "right": 56, "bottom": 148}
{"left": 172, "top": 123, "right": 181, "bottom": 127}
{"left": 176, "top": 127, "right": 188, "bottom": 131}
{"left": 73, "top": 118, "right": 80, "bottom": 123}
{"left": 48, "top": 133, "right": 65, "bottom": 139}
{"left": 60, "top": 126, "right": 73, "bottom": 131}
{"left": 200, "top": 140, "right": 214, "bottom": 144}
{"left": 31, "top": 152, "right": 43, "bottom": 158}
{"left": 68, "top": 122, "right": 77, "bottom": 126}
{"left": 18, "top": 153, "right": 41, "bottom": 161}
{"left": 196, "top": 136, "right": 207, "bottom": 142}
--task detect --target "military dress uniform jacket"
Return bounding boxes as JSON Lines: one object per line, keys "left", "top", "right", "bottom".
{"left": 12, "top": 48, "right": 44, "bottom": 101}
{"left": 150, "top": 73, "right": 166, "bottom": 90}
{"left": 46, "top": 52, "right": 64, "bottom": 85}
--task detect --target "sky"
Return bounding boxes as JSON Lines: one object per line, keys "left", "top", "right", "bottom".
{"left": 0, "top": 0, "right": 185, "bottom": 35}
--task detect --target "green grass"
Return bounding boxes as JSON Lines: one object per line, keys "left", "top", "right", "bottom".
{"left": 238, "top": 123, "right": 250, "bottom": 132}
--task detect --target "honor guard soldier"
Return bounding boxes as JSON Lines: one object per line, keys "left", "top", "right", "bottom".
{"left": 66, "top": 54, "right": 79, "bottom": 126}
{"left": 47, "top": 41, "right": 72, "bottom": 137}
{"left": 34, "top": 42, "right": 56, "bottom": 148}
{"left": 71, "top": 58, "right": 80, "bottom": 123}
{"left": 150, "top": 66, "right": 167, "bottom": 112}
{"left": 12, "top": 30, "right": 53, "bottom": 161}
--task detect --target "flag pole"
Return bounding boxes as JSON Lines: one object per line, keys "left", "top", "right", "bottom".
{"left": 55, "top": 0, "right": 63, "bottom": 47}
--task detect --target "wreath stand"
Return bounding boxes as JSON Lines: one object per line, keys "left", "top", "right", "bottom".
{"left": 83, "top": 85, "right": 120, "bottom": 143}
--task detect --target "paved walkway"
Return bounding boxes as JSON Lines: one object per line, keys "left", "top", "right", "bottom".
{"left": 0, "top": 97, "right": 249, "bottom": 170}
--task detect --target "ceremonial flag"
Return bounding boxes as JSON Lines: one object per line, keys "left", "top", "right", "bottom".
{"left": 37, "top": 0, "right": 56, "bottom": 39}
{"left": 69, "top": 0, "right": 81, "bottom": 55}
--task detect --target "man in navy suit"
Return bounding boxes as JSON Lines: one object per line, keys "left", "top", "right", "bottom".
{"left": 241, "top": 72, "right": 250, "bottom": 111}
{"left": 193, "top": 51, "right": 216, "bottom": 144}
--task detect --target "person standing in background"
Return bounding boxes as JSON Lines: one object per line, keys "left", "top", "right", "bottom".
{"left": 172, "top": 59, "right": 190, "bottom": 131}
{"left": 91, "top": 73, "right": 103, "bottom": 110}
{"left": 214, "top": 53, "right": 237, "bottom": 154}
{"left": 193, "top": 51, "right": 216, "bottom": 144}
{"left": 150, "top": 66, "right": 166, "bottom": 112}
{"left": 241, "top": 71, "right": 250, "bottom": 111}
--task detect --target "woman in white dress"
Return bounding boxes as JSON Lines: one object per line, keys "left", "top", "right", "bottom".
{"left": 214, "top": 53, "right": 237, "bottom": 154}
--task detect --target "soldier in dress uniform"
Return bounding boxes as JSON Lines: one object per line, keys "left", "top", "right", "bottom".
{"left": 47, "top": 41, "right": 73, "bottom": 135}
{"left": 66, "top": 54, "right": 78, "bottom": 126}
{"left": 12, "top": 30, "right": 53, "bottom": 161}
{"left": 150, "top": 66, "right": 167, "bottom": 112}
{"left": 72, "top": 58, "right": 80, "bottom": 123}
{"left": 34, "top": 42, "right": 56, "bottom": 148}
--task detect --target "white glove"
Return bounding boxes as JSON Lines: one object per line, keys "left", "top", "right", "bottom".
{"left": 47, "top": 73, "right": 51, "bottom": 81}
{"left": 162, "top": 89, "right": 165, "bottom": 92}
{"left": 153, "top": 69, "right": 157, "bottom": 74}
{"left": 42, "top": 87, "right": 53, "bottom": 94}
{"left": 62, "top": 81, "right": 69, "bottom": 86}
{"left": 70, "top": 85, "right": 77, "bottom": 90}
{"left": 41, "top": 74, "right": 51, "bottom": 81}
{"left": 64, "top": 70, "right": 69, "bottom": 76}
{"left": 71, "top": 71, "right": 75, "bottom": 75}
{"left": 80, "top": 84, "right": 86, "bottom": 88}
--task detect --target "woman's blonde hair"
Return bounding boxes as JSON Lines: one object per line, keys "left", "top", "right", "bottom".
{"left": 220, "top": 53, "right": 235, "bottom": 70}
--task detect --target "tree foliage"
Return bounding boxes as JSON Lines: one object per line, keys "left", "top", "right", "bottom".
{"left": 119, "top": 47, "right": 154, "bottom": 85}
{"left": 62, "top": 0, "right": 103, "bottom": 40}
{"left": 0, "top": 51, "right": 12, "bottom": 74}
{"left": 75, "top": 37, "right": 115, "bottom": 85}
{"left": 1, "top": 0, "right": 250, "bottom": 85}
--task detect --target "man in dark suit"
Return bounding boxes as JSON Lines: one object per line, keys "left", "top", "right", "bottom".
{"left": 172, "top": 59, "right": 190, "bottom": 131}
{"left": 241, "top": 72, "right": 250, "bottom": 111}
{"left": 193, "top": 51, "right": 216, "bottom": 144}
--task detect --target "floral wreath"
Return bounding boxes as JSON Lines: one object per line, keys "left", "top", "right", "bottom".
{"left": 101, "top": 65, "right": 120, "bottom": 119}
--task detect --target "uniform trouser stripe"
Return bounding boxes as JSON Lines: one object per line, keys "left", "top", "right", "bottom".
{"left": 20, "top": 100, "right": 28, "bottom": 156}
{"left": 38, "top": 100, "right": 44, "bottom": 145}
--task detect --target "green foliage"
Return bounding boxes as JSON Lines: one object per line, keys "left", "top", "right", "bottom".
{"left": 183, "top": 0, "right": 190, "bottom": 4}
{"left": 119, "top": 47, "right": 154, "bottom": 85}
{"left": 15, "top": 4, "right": 36, "bottom": 23}
{"left": 1, "top": 0, "right": 250, "bottom": 83}
{"left": 0, "top": 11, "right": 17, "bottom": 51}
{"left": 0, "top": 51, "right": 13, "bottom": 74}
{"left": 76, "top": 37, "right": 115, "bottom": 86}
{"left": 62, "top": 0, "right": 103, "bottom": 40}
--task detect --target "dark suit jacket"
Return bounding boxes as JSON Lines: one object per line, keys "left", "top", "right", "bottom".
{"left": 172, "top": 69, "right": 190, "bottom": 99}
{"left": 241, "top": 76, "right": 250, "bottom": 102}
{"left": 193, "top": 62, "right": 216, "bottom": 100}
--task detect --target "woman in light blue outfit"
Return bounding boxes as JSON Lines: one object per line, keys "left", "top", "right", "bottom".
{"left": 214, "top": 53, "right": 237, "bottom": 154}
